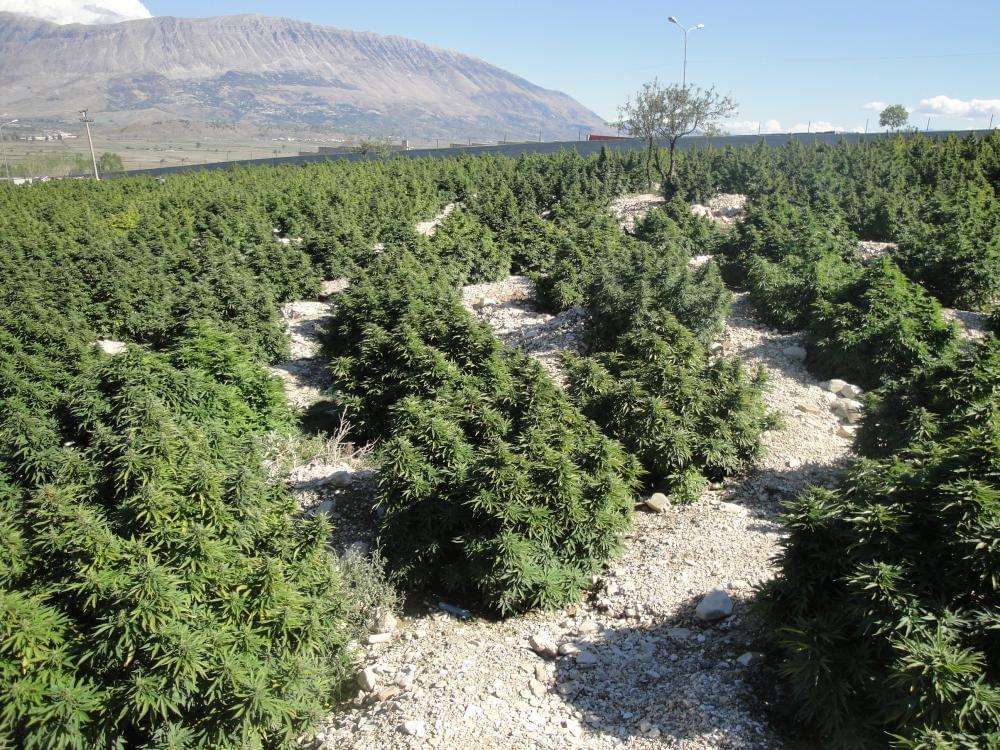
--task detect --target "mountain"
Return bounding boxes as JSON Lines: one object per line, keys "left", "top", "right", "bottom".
{"left": 0, "top": 12, "right": 606, "bottom": 141}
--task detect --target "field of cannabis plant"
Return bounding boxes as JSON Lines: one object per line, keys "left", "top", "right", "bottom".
{"left": 0, "top": 133, "right": 997, "bottom": 748}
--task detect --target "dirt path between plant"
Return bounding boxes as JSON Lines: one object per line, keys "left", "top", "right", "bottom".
{"left": 276, "top": 197, "right": 859, "bottom": 749}
{"left": 307, "top": 275, "right": 854, "bottom": 750}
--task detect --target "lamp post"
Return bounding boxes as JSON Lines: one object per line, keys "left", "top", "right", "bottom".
{"left": 78, "top": 109, "right": 99, "bottom": 180}
{"left": 667, "top": 16, "right": 704, "bottom": 88}
{"left": 0, "top": 118, "right": 17, "bottom": 180}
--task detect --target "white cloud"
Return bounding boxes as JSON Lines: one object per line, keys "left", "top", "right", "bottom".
{"left": 915, "top": 95, "right": 1000, "bottom": 118}
{"left": 726, "top": 119, "right": 783, "bottom": 134}
{"left": 0, "top": 0, "right": 152, "bottom": 24}
{"left": 863, "top": 101, "right": 888, "bottom": 112}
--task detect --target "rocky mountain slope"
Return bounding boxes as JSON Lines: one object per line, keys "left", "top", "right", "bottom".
{"left": 0, "top": 12, "right": 606, "bottom": 140}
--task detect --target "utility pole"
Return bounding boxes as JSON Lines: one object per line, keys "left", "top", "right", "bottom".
{"left": 668, "top": 16, "right": 704, "bottom": 88}
{"left": 78, "top": 109, "right": 99, "bottom": 180}
{"left": 0, "top": 118, "right": 17, "bottom": 180}
{"left": 864, "top": 118, "right": 869, "bottom": 134}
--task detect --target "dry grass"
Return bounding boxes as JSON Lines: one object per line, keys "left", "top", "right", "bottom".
{"left": 260, "top": 409, "right": 375, "bottom": 482}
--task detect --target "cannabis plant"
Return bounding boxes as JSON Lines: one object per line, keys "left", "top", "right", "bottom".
{"left": 585, "top": 241, "right": 732, "bottom": 349}
{"left": 563, "top": 317, "right": 774, "bottom": 501}
{"left": 759, "top": 335, "right": 1000, "bottom": 748}
{"left": 856, "top": 336, "right": 1000, "bottom": 458}
{"left": 808, "top": 259, "right": 958, "bottom": 389}
{"left": 0, "top": 328, "right": 360, "bottom": 749}
{"left": 325, "top": 253, "right": 641, "bottom": 614}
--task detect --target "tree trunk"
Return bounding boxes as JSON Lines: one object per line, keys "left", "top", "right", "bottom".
{"left": 654, "top": 145, "right": 667, "bottom": 186}
{"left": 663, "top": 137, "right": 681, "bottom": 198}
{"left": 645, "top": 135, "right": 654, "bottom": 188}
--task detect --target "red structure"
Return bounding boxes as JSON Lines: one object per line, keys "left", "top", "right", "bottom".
{"left": 587, "top": 134, "right": 634, "bottom": 141}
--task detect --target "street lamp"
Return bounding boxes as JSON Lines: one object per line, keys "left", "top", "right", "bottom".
{"left": 667, "top": 16, "right": 704, "bottom": 88}
{"left": 79, "top": 109, "right": 100, "bottom": 180}
{"left": 0, "top": 118, "right": 17, "bottom": 180}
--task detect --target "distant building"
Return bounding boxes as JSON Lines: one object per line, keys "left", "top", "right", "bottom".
{"left": 587, "top": 134, "right": 634, "bottom": 142}
{"left": 21, "top": 131, "right": 78, "bottom": 141}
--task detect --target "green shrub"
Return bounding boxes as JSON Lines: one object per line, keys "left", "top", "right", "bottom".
{"left": 855, "top": 335, "right": 1000, "bottom": 458}
{"left": 426, "top": 207, "right": 512, "bottom": 284}
{"left": 503, "top": 213, "right": 572, "bottom": 277}
{"left": 743, "top": 250, "right": 861, "bottom": 331}
{"left": 171, "top": 321, "right": 294, "bottom": 432}
{"left": 325, "top": 253, "right": 640, "bottom": 614}
{"left": 895, "top": 183, "right": 1000, "bottom": 310}
{"left": 633, "top": 195, "right": 722, "bottom": 255}
{"left": 719, "top": 195, "right": 862, "bottom": 330}
{"left": 758, "top": 339, "right": 1000, "bottom": 748}
{"left": 719, "top": 194, "right": 858, "bottom": 270}
{"left": 807, "top": 259, "right": 958, "bottom": 389}
{"left": 563, "top": 319, "right": 774, "bottom": 501}
{"left": 0, "top": 331, "right": 360, "bottom": 749}
{"left": 559, "top": 204, "right": 771, "bottom": 504}
{"left": 585, "top": 241, "right": 732, "bottom": 348}
{"left": 531, "top": 209, "right": 632, "bottom": 313}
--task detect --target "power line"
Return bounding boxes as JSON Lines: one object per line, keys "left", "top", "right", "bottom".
{"left": 689, "top": 50, "right": 1000, "bottom": 64}
{"left": 602, "top": 49, "right": 999, "bottom": 79}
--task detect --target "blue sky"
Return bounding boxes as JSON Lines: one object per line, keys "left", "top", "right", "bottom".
{"left": 145, "top": 0, "right": 1000, "bottom": 133}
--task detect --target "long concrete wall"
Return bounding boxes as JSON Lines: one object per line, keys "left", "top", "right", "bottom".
{"left": 126, "top": 130, "right": 993, "bottom": 178}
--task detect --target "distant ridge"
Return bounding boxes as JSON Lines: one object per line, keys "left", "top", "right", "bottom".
{"left": 0, "top": 12, "right": 606, "bottom": 140}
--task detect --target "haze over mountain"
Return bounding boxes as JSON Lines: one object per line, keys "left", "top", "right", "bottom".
{"left": 0, "top": 11, "right": 607, "bottom": 141}
{"left": 0, "top": 0, "right": 150, "bottom": 25}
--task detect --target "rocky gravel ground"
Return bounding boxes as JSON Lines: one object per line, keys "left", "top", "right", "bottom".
{"left": 268, "top": 201, "right": 463, "bottom": 552}
{"left": 856, "top": 240, "right": 897, "bottom": 262}
{"left": 265, "top": 291, "right": 380, "bottom": 556}
{"left": 267, "top": 300, "right": 337, "bottom": 410}
{"left": 461, "top": 276, "right": 585, "bottom": 385}
{"left": 416, "top": 202, "right": 458, "bottom": 236}
{"left": 943, "top": 307, "right": 991, "bottom": 343}
{"left": 609, "top": 191, "right": 747, "bottom": 233}
{"left": 610, "top": 193, "right": 665, "bottom": 233}
{"left": 691, "top": 194, "right": 747, "bottom": 226}
{"left": 272, "top": 197, "right": 870, "bottom": 749}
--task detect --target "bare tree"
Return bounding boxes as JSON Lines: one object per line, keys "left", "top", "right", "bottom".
{"left": 617, "top": 79, "right": 669, "bottom": 188}
{"left": 619, "top": 81, "right": 737, "bottom": 194}
{"left": 354, "top": 137, "right": 397, "bottom": 160}
{"left": 660, "top": 84, "right": 737, "bottom": 195}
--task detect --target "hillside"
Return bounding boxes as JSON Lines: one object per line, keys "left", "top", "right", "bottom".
{"left": 0, "top": 12, "right": 606, "bottom": 140}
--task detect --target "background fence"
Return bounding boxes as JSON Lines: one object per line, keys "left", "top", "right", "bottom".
{"left": 127, "top": 130, "right": 993, "bottom": 177}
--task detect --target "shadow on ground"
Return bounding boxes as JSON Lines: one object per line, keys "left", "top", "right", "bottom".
{"left": 551, "top": 592, "right": 777, "bottom": 748}
{"left": 715, "top": 458, "right": 848, "bottom": 507}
